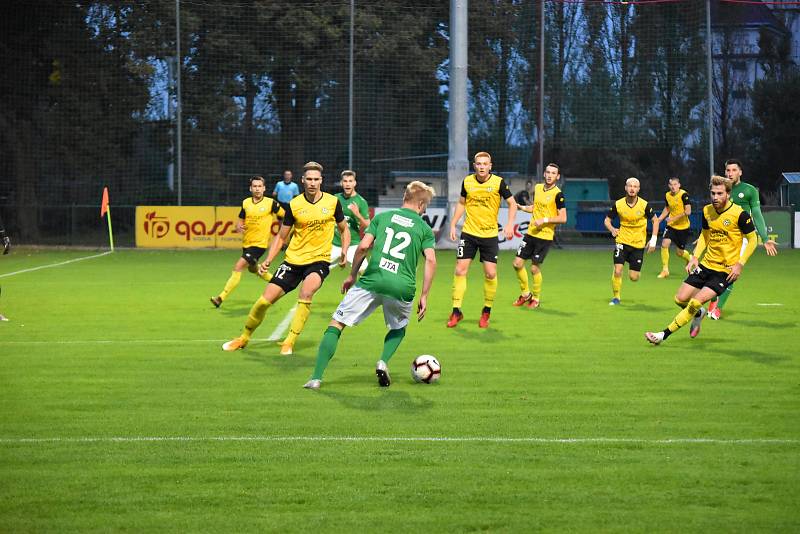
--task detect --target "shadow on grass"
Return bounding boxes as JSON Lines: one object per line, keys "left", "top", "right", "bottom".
{"left": 530, "top": 307, "right": 576, "bottom": 318}
{"left": 712, "top": 346, "right": 791, "bottom": 365}
{"left": 728, "top": 319, "right": 798, "bottom": 330}
{"left": 447, "top": 325, "right": 509, "bottom": 343}
{"left": 319, "top": 386, "right": 435, "bottom": 413}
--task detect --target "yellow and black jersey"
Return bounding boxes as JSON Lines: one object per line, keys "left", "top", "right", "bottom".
{"left": 527, "top": 183, "right": 565, "bottom": 241}
{"left": 665, "top": 189, "right": 690, "bottom": 230}
{"left": 282, "top": 192, "right": 344, "bottom": 265}
{"left": 239, "top": 197, "right": 284, "bottom": 248}
{"left": 460, "top": 173, "right": 513, "bottom": 238}
{"left": 699, "top": 202, "right": 755, "bottom": 273}
{"left": 607, "top": 197, "right": 654, "bottom": 249}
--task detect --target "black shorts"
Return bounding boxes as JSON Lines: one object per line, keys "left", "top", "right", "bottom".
{"left": 241, "top": 246, "right": 267, "bottom": 266}
{"left": 516, "top": 235, "right": 552, "bottom": 264}
{"left": 457, "top": 232, "right": 499, "bottom": 264}
{"left": 269, "top": 261, "right": 330, "bottom": 293}
{"left": 612, "top": 243, "right": 645, "bottom": 271}
{"left": 662, "top": 227, "right": 690, "bottom": 250}
{"left": 684, "top": 264, "right": 733, "bottom": 296}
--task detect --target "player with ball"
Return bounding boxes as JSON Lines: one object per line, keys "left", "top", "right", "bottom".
{"left": 303, "top": 181, "right": 437, "bottom": 390}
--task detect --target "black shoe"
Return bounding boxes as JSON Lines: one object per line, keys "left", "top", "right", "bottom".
{"left": 210, "top": 296, "right": 222, "bottom": 308}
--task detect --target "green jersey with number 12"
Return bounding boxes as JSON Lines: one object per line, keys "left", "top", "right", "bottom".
{"left": 356, "top": 207, "right": 435, "bottom": 302}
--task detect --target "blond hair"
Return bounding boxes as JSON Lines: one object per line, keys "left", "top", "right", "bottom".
{"left": 710, "top": 175, "right": 732, "bottom": 192}
{"left": 303, "top": 161, "right": 323, "bottom": 174}
{"left": 340, "top": 169, "right": 356, "bottom": 179}
{"left": 625, "top": 177, "right": 640, "bottom": 187}
{"left": 404, "top": 181, "right": 435, "bottom": 204}
{"left": 473, "top": 151, "right": 491, "bottom": 162}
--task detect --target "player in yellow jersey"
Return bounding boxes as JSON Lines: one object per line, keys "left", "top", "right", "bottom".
{"left": 655, "top": 177, "right": 692, "bottom": 279}
{"left": 210, "top": 176, "right": 284, "bottom": 307}
{"left": 222, "top": 162, "right": 350, "bottom": 355}
{"left": 447, "top": 151, "right": 518, "bottom": 328}
{"left": 604, "top": 177, "right": 660, "bottom": 305}
{"left": 646, "top": 176, "right": 757, "bottom": 344}
{"left": 512, "top": 163, "right": 567, "bottom": 309}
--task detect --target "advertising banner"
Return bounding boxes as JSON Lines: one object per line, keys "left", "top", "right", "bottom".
{"left": 761, "top": 208, "right": 792, "bottom": 249}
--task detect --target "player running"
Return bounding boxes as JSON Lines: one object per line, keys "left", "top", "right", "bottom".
{"left": 646, "top": 175, "right": 757, "bottom": 344}
{"left": 210, "top": 175, "right": 283, "bottom": 308}
{"left": 330, "top": 170, "right": 370, "bottom": 273}
{"left": 512, "top": 163, "right": 567, "bottom": 309}
{"left": 222, "top": 162, "right": 350, "bottom": 355}
{"left": 656, "top": 177, "right": 692, "bottom": 279}
{"left": 604, "top": 177, "right": 660, "bottom": 305}
{"left": 303, "top": 181, "right": 437, "bottom": 390}
{"left": 707, "top": 159, "right": 778, "bottom": 320}
{"left": 447, "top": 151, "right": 518, "bottom": 328}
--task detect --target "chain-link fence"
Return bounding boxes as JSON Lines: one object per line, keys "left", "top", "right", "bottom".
{"left": 1, "top": 0, "right": 795, "bottom": 245}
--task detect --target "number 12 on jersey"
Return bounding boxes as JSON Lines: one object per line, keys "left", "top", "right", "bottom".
{"left": 379, "top": 227, "right": 411, "bottom": 274}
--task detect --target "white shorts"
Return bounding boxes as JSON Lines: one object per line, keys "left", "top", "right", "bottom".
{"left": 332, "top": 286, "right": 412, "bottom": 330}
{"left": 330, "top": 244, "right": 367, "bottom": 272}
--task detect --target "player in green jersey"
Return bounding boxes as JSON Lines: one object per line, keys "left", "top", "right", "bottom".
{"left": 330, "top": 170, "right": 371, "bottom": 272}
{"left": 304, "top": 181, "right": 437, "bottom": 390}
{"left": 708, "top": 159, "right": 778, "bottom": 320}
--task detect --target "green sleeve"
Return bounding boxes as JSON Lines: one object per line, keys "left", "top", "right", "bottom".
{"left": 359, "top": 196, "right": 370, "bottom": 219}
{"left": 746, "top": 187, "right": 769, "bottom": 241}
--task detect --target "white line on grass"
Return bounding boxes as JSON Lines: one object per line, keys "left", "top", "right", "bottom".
{"left": 267, "top": 303, "right": 297, "bottom": 341}
{"left": 0, "top": 338, "right": 277, "bottom": 346}
{"left": 0, "top": 436, "right": 797, "bottom": 445}
{"left": 756, "top": 303, "right": 783, "bottom": 306}
{"left": 0, "top": 251, "right": 112, "bottom": 279}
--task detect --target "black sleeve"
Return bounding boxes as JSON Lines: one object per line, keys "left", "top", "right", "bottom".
{"left": 738, "top": 211, "right": 755, "bottom": 234}
{"left": 681, "top": 192, "right": 690, "bottom": 206}
{"left": 555, "top": 192, "right": 566, "bottom": 209}
{"left": 238, "top": 208, "right": 246, "bottom": 219}
{"left": 498, "top": 178, "right": 513, "bottom": 199}
{"left": 282, "top": 203, "right": 295, "bottom": 227}
{"left": 645, "top": 205, "right": 654, "bottom": 219}
{"left": 702, "top": 212, "right": 709, "bottom": 230}
{"left": 607, "top": 204, "right": 618, "bottom": 218}
{"left": 334, "top": 199, "right": 345, "bottom": 223}
{"left": 460, "top": 180, "right": 467, "bottom": 199}
{"left": 271, "top": 200, "right": 280, "bottom": 214}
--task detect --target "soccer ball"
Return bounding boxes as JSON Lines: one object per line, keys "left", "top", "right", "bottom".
{"left": 411, "top": 355, "right": 441, "bottom": 383}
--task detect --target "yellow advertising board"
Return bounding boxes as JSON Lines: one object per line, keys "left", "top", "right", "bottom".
{"left": 136, "top": 206, "right": 281, "bottom": 248}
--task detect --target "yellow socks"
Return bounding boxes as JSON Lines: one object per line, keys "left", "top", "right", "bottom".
{"left": 660, "top": 248, "right": 670, "bottom": 270}
{"left": 283, "top": 299, "right": 312, "bottom": 346}
{"left": 531, "top": 272, "right": 543, "bottom": 300}
{"left": 483, "top": 276, "right": 497, "bottom": 308}
{"left": 679, "top": 249, "right": 691, "bottom": 263}
{"left": 259, "top": 270, "right": 273, "bottom": 282}
{"left": 219, "top": 271, "right": 242, "bottom": 301}
{"left": 242, "top": 296, "right": 270, "bottom": 341}
{"left": 452, "top": 274, "right": 467, "bottom": 308}
{"left": 611, "top": 274, "right": 622, "bottom": 300}
{"left": 668, "top": 298, "right": 701, "bottom": 333}
{"left": 515, "top": 266, "right": 529, "bottom": 295}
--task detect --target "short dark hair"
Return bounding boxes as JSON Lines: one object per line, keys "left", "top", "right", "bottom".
{"left": 545, "top": 162, "right": 560, "bottom": 172}
{"left": 668, "top": 176, "right": 680, "bottom": 183}
{"left": 725, "top": 158, "right": 742, "bottom": 170}
{"left": 250, "top": 175, "right": 265, "bottom": 185}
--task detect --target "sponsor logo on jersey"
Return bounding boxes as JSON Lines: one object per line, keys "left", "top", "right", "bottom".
{"left": 391, "top": 214, "right": 414, "bottom": 228}
{"left": 379, "top": 257, "right": 399, "bottom": 273}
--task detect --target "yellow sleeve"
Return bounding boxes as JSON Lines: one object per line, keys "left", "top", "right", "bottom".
{"left": 739, "top": 231, "right": 758, "bottom": 265}
{"left": 692, "top": 230, "right": 707, "bottom": 259}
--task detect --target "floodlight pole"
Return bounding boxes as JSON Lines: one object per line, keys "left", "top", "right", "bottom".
{"left": 176, "top": 0, "right": 183, "bottom": 205}
{"left": 537, "top": 0, "right": 545, "bottom": 180}
{"left": 448, "top": 0, "right": 469, "bottom": 211}
{"left": 706, "top": 0, "right": 714, "bottom": 177}
{"left": 348, "top": 0, "right": 354, "bottom": 169}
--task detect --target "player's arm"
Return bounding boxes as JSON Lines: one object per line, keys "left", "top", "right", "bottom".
{"left": 647, "top": 206, "right": 659, "bottom": 252}
{"left": 728, "top": 212, "right": 758, "bottom": 282}
{"left": 688, "top": 214, "right": 709, "bottom": 272}
{"left": 746, "top": 190, "right": 777, "bottom": 256}
{"left": 500, "top": 179, "right": 517, "bottom": 240}
{"left": 236, "top": 205, "right": 247, "bottom": 232}
{"left": 343, "top": 233, "right": 374, "bottom": 293}
{"left": 335, "top": 200, "right": 350, "bottom": 267}
{"left": 671, "top": 192, "right": 691, "bottom": 225}
{"left": 449, "top": 192, "right": 467, "bottom": 241}
{"left": 657, "top": 205, "right": 670, "bottom": 224}
{"left": 604, "top": 205, "right": 618, "bottom": 238}
{"left": 349, "top": 200, "right": 370, "bottom": 231}
{"left": 262, "top": 204, "right": 294, "bottom": 268}
{"left": 533, "top": 193, "right": 566, "bottom": 227}
{"left": 417, "top": 247, "right": 437, "bottom": 321}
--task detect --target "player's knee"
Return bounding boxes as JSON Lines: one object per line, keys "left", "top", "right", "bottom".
{"left": 674, "top": 296, "right": 689, "bottom": 308}
{"left": 629, "top": 272, "right": 640, "bottom": 282}
{"left": 687, "top": 298, "right": 702, "bottom": 313}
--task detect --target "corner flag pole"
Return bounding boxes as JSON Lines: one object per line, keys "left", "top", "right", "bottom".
{"left": 100, "top": 187, "right": 115, "bottom": 252}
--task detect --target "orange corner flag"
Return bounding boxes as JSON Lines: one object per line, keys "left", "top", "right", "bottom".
{"left": 100, "top": 187, "right": 109, "bottom": 217}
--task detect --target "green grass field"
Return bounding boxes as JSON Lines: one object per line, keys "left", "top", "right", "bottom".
{"left": 1, "top": 247, "right": 798, "bottom": 532}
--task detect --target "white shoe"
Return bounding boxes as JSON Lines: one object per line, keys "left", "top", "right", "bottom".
{"left": 690, "top": 308, "right": 706, "bottom": 338}
{"left": 645, "top": 331, "right": 664, "bottom": 345}
{"left": 279, "top": 343, "right": 293, "bottom": 356}
{"left": 222, "top": 336, "right": 247, "bottom": 351}
{"left": 303, "top": 379, "right": 321, "bottom": 390}
{"left": 0, "top": 314, "right": 8, "bottom": 322}
{"left": 375, "top": 360, "right": 391, "bottom": 387}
